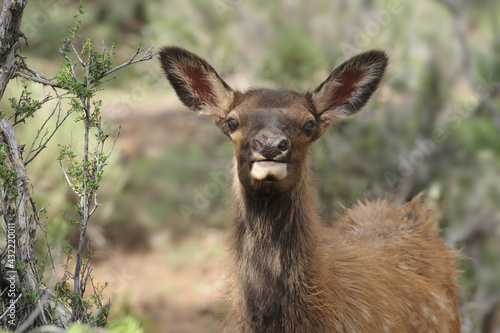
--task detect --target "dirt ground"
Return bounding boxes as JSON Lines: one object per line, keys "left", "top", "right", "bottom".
{"left": 91, "top": 228, "right": 224, "bottom": 333}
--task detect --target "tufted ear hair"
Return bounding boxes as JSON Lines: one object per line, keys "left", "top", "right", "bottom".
{"left": 310, "top": 50, "right": 388, "bottom": 136}
{"left": 159, "top": 46, "right": 235, "bottom": 125}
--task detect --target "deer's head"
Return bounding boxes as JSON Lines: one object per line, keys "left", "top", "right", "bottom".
{"left": 159, "top": 47, "right": 387, "bottom": 194}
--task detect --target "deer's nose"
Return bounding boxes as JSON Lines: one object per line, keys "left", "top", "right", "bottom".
{"left": 252, "top": 129, "right": 290, "bottom": 159}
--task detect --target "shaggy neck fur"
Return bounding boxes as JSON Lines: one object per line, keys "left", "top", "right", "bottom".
{"left": 228, "top": 167, "right": 325, "bottom": 332}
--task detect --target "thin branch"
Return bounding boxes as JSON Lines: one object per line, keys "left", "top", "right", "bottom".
{"left": 24, "top": 100, "right": 72, "bottom": 165}
{"left": 101, "top": 40, "right": 106, "bottom": 58}
{"left": 11, "top": 93, "right": 52, "bottom": 126}
{"left": 14, "top": 71, "right": 60, "bottom": 87}
{"left": 100, "top": 43, "right": 155, "bottom": 78}
{"left": 0, "top": 294, "right": 22, "bottom": 321}
{"left": 89, "top": 193, "right": 98, "bottom": 217}
{"left": 92, "top": 75, "right": 117, "bottom": 87}
{"left": 58, "top": 47, "right": 76, "bottom": 80}
{"left": 59, "top": 161, "right": 76, "bottom": 193}
{"left": 15, "top": 246, "right": 67, "bottom": 332}
{"left": 70, "top": 43, "right": 85, "bottom": 69}
{"left": 101, "top": 124, "right": 121, "bottom": 171}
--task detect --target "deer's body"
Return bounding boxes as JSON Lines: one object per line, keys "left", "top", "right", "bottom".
{"left": 226, "top": 182, "right": 459, "bottom": 332}
{"left": 159, "top": 47, "right": 461, "bottom": 332}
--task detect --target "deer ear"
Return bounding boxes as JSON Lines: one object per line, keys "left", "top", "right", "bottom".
{"left": 311, "top": 50, "right": 388, "bottom": 135}
{"left": 159, "top": 46, "right": 235, "bottom": 125}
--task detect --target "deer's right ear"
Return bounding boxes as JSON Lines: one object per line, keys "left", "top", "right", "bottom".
{"left": 159, "top": 46, "right": 235, "bottom": 125}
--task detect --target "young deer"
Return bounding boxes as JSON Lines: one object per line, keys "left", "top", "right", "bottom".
{"left": 159, "top": 46, "right": 461, "bottom": 332}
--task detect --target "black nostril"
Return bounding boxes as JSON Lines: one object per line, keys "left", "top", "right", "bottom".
{"left": 277, "top": 138, "right": 289, "bottom": 152}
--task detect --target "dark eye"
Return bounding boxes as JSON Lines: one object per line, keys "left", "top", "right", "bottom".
{"left": 227, "top": 118, "right": 239, "bottom": 132}
{"left": 303, "top": 120, "right": 316, "bottom": 136}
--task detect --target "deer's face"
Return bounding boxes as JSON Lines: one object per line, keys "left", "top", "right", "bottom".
{"left": 159, "top": 47, "right": 388, "bottom": 193}
{"left": 224, "top": 90, "right": 319, "bottom": 192}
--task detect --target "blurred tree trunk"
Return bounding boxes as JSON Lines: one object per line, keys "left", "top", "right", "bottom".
{"left": 0, "top": 0, "right": 26, "bottom": 100}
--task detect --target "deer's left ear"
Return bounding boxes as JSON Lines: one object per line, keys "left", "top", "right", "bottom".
{"left": 310, "top": 50, "right": 388, "bottom": 136}
{"left": 159, "top": 46, "right": 235, "bottom": 125}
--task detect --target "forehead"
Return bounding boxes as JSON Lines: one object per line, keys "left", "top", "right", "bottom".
{"left": 235, "top": 88, "right": 314, "bottom": 123}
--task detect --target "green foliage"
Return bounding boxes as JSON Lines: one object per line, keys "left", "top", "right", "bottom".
{"left": 3, "top": 1, "right": 125, "bottom": 328}
{"left": 56, "top": 40, "right": 115, "bottom": 97}
{"left": 65, "top": 244, "right": 73, "bottom": 258}
{"left": 260, "top": 29, "right": 326, "bottom": 90}
{"left": 83, "top": 39, "right": 115, "bottom": 84}
{"left": 90, "top": 282, "right": 109, "bottom": 327}
{"left": 34, "top": 258, "right": 46, "bottom": 285}
{"left": 62, "top": 1, "right": 84, "bottom": 50}
{"left": 52, "top": 3, "right": 121, "bottom": 327}
{"left": 18, "top": 287, "right": 40, "bottom": 308}
{"left": 67, "top": 324, "right": 94, "bottom": 333}
{"left": 56, "top": 17, "right": 115, "bottom": 202}
{"left": 65, "top": 316, "right": 143, "bottom": 333}
{"left": 53, "top": 268, "right": 109, "bottom": 327}
{"left": 455, "top": 117, "right": 500, "bottom": 154}
{"left": 54, "top": 277, "right": 72, "bottom": 308}
{"left": 0, "top": 145, "right": 18, "bottom": 199}
{"left": 14, "top": 262, "right": 28, "bottom": 271}
{"left": 55, "top": 68, "right": 94, "bottom": 99}
{"left": 58, "top": 143, "right": 107, "bottom": 197}
{"left": 106, "top": 316, "right": 144, "bottom": 333}
{"left": 8, "top": 82, "right": 42, "bottom": 123}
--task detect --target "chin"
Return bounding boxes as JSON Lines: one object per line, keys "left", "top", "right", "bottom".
{"left": 248, "top": 175, "right": 298, "bottom": 195}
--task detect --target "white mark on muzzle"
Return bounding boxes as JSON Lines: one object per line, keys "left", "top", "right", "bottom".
{"left": 250, "top": 161, "right": 287, "bottom": 180}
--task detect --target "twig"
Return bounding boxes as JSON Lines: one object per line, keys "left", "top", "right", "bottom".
{"left": 14, "top": 71, "right": 59, "bottom": 87}
{"left": 59, "top": 160, "right": 76, "bottom": 193}
{"left": 11, "top": 93, "right": 53, "bottom": 126}
{"left": 25, "top": 100, "right": 72, "bottom": 165}
{"left": 92, "top": 75, "right": 117, "bottom": 88}
{"left": 70, "top": 43, "right": 85, "bottom": 69}
{"left": 100, "top": 43, "right": 155, "bottom": 78}
{"left": 0, "top": 294, "right": 22, "bottom": 321}
{"left": 101, "top": 124, "right": 121, "bottom": 170}
{"left": 15, "top": 244, "right": 67, "bottom": 332}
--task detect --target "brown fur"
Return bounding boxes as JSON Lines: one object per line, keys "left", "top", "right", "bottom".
{"left": 159, "top": 46, "right": 461, "bottom": 332}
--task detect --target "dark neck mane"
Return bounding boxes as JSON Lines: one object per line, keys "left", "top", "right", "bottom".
{"left": 229, "top": 170, "right": 323, "bottom": 331}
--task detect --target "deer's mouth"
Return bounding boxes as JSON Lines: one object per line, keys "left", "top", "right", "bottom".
{"left": 250, "top": 159, "right": 288, "bottom": 181}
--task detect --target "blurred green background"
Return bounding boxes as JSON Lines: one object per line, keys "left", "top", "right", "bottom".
{"left": 2, "top": 0, "right": 499, "bottom": 331}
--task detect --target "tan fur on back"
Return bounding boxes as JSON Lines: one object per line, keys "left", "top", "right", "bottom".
{"left": 319, "top": 197, "right": 460, "bottom": 332}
